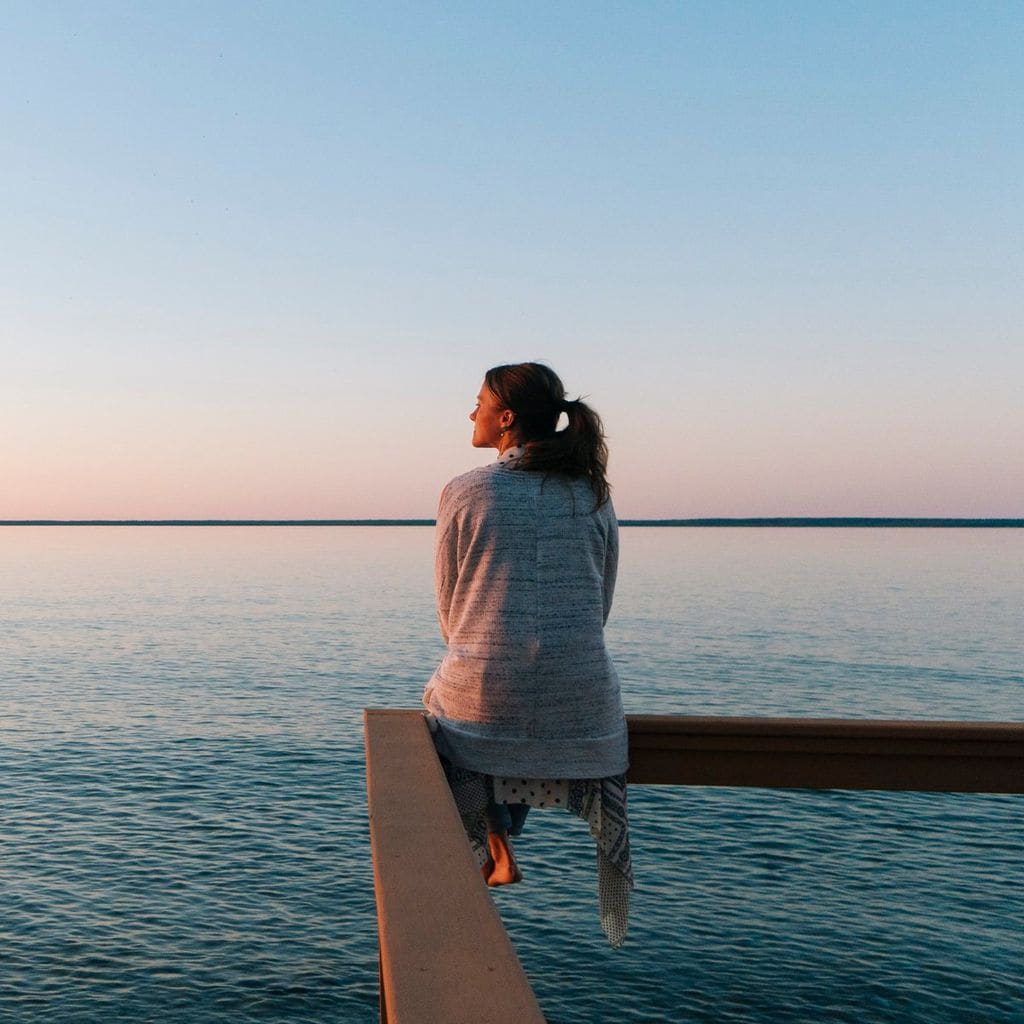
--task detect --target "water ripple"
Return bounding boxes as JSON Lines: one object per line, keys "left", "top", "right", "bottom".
{"left": 1, "top": 526, "right": 1022, "bottom": 1022}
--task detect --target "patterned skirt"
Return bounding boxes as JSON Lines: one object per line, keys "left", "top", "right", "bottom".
{"left": 437, "top": 756, "right": 634, "bottom": 947}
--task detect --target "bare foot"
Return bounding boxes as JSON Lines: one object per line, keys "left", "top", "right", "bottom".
{"left": 485, "top": 831, "right": 523, "bottom": 886}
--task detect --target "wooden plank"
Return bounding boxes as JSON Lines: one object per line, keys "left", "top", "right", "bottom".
{"left": 626, "top": 715, "right": 1024, "bottom": 792}
{"left": 364, "top": 709, "right": 546, "bottom": 1024}
{"left": 364, "top": 710, "right": 1022, "bottom": 1020}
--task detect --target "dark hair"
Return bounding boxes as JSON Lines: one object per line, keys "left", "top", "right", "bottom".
{"left": 484, "top": 362, "right": 610, "bottom": 507}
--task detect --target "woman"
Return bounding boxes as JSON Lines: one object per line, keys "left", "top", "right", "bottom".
{"left": 423, "top": 362, "right": 632, "bottom": 945}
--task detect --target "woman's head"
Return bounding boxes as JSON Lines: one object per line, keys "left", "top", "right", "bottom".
{"left": 483, "top": 363, "right": 567, "bottom": 444}
{"left": 474, "top": 362, "right": 610, "bottom": 507}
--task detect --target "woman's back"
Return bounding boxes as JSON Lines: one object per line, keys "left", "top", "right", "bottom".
{"left": 425, "top": 447, "right": 627, "bottom": 779}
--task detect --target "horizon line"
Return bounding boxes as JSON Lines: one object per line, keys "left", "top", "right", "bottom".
{"left": 2, "top": 518, "right": 1022, "bottom": 528}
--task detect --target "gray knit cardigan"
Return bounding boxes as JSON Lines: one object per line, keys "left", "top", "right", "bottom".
{"left": 423, "top": 446, "right": 628, "bottom": 779}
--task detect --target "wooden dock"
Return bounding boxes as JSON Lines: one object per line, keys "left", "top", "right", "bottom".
{"left": 365, "top": 710, "right": 1024, "bottom": 1023}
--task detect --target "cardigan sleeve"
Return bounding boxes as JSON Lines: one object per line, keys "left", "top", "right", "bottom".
{"left": 602, "top": 505, "right": 619, "bottom": 625}
{"left": 434, "top": 484, "right": 459, "bottom": 645}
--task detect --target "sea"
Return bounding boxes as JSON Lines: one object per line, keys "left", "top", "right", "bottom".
{"left": 1, "top": 525, "right": 1022, "bottom": 1024}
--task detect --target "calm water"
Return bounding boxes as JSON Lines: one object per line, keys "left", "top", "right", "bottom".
{"left": 1, "top": 526, "right": 1022, "bottom": 1023}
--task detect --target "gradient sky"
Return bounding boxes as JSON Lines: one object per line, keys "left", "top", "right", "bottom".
{"left": 3, "top": 2, "right": 1021, "bottom": 518}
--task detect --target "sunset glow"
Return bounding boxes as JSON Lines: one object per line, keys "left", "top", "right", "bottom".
{"left": 3, "top": 4, "right": 1021, "bottom": 518}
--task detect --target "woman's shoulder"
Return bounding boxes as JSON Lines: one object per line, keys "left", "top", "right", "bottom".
{"left": 438, "top": 462, "right": 503, "bottom": 514}
{"left": 439, "top": 462, "right": 616, "bottom": 523}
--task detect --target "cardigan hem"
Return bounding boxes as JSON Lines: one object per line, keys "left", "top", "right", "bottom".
{"left": 431, "top": 715, "right": 629, "bottom": 779}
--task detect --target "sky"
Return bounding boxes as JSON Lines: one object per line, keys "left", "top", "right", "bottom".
{"left": 2, "top": 1, "right": 1022, "bottom": 519}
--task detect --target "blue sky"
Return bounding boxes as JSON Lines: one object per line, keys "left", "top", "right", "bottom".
{"left": 3, "top": 2, "right": 1021, "bottom": 517}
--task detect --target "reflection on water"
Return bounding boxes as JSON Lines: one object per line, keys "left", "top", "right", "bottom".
{"left": 1, "top": 527, "right": 1021, "bottom": 1022}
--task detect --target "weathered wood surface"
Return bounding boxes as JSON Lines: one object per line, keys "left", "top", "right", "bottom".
{"left": 364, "top": 709, "right": 546, "bottom": 1024}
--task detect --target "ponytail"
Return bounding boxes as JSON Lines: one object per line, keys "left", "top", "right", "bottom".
{"left": 483, "top": 363, "right": 610, "bottom": 508}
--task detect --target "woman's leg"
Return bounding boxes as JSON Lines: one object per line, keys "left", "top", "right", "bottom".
{"left": 482, "top": 799, "right": 522, "bottom": 885}
{"left": 485, "top": 830, "right": 522, "bottom": 886}
{"left": 507, "top": 802, "right": 530, "bottom": 836}
{"left": 484, "top": 799, "right": 512, "bottom": 835}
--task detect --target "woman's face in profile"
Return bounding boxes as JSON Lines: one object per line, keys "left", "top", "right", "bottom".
{"left": 470, "top": 383, "right": 509, "bottom": 449}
